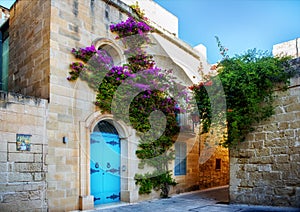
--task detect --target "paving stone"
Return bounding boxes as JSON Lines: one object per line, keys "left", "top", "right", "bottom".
{"left": 87, "top": 186, "right": 298, "bottom": 212}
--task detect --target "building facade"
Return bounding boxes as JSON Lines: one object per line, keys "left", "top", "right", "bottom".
{"left": 0, "top": 0, "right": 229, "bottom": 211}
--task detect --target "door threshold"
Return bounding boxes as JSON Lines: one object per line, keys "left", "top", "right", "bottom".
{"left": 94, "top": 201, "right": 130, "bottom": 210}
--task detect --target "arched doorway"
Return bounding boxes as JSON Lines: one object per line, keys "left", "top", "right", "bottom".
{"left": 90, "top": 120, "right": 121, "bottom": 205}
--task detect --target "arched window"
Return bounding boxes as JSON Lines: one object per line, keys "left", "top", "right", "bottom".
{"left": 92, "top": 38, "right": 124, "bottom": 67}
{"left": 98, "top": 44, "right": 122, "bottom": 66}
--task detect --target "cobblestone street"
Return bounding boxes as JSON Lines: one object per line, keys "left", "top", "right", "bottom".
{"left": 1, "top": 0, "right": 300, "bottom": 211}
{"left": 89, "top": 186, "right": 299, "bottom": 212}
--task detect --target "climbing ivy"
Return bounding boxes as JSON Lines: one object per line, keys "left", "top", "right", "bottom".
{"left": 190, "top": 38, "right": 296, "bottom": 147}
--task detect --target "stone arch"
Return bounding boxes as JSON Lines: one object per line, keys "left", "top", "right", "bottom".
{"left": 87, "top": 112, "right": 131, "bottom": 139}
{"left": 79, "top": 112, "right": 133, "bottom": 209}
{"left": 92, "top": 38, "right": 125, "bottom": 66}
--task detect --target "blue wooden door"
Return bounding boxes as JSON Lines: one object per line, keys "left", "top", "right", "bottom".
{"left": 90, "top": 131, "right": 120, "bottom": 205}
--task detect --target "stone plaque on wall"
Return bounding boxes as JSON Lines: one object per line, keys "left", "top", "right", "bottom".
{"left": 16, "top": 134, "right": 32, "bottom": 151}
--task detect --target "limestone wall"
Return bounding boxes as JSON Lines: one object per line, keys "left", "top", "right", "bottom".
{"left": 230, "top": 58, "right": 300, "bottom": 208}
{"left": 47, "top": 0, "right": 201, "bottom": 210}
{"left": 0, "top": 92, "right": 48, "bottom": 211}
{"left": 8, "top": 0, "right": 51, "bottom": 99}
{"left": 47, "top": 0, "right": 129, "bottom": 210}
{"left": 4, "top": 0, "right": 203, "bottom": 210}
{"left": 273, "top": 38, "right": 300, "bottom": 59}
{"left": 198, "top": 133, "right": 229, "bottom": 189}
{"left": 122, "top": 0, "right": 179, "bottom": 36}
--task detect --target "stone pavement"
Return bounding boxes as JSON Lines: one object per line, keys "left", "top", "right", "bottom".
{"left": 88, "top": 186, "right": 299, "bottom": 212}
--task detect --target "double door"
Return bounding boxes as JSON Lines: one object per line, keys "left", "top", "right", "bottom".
{"left": 90, "top": 132, "right": 120, "bottom": 205}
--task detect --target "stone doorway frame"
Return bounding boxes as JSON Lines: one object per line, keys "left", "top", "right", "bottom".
{"left": 78, "top": 112, "right": 132, "bottom": 210}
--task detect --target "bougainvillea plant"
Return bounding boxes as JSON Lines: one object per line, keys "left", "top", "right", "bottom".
{"left": 68, "top": 45, "right": 113, "bottom": 90}
{"left": 110, "top": 16, "right": 151, "bottom": 39}
{"left": 109, "top": 16, "right": 183, "bottom": 198}
{"left": 189, "top": 37, "right": 296, "bottom": 147}
{"left": 67, "top": 16, "right": 192, "bottom": 197}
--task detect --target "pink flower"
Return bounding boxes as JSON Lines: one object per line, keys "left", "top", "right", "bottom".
{"left": 204, "top": 81, "right": 213, "bottom": 86}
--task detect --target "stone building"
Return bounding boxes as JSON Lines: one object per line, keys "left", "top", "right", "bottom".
{"left": 0, "top": 0, "right": 229, "bottom": 211}
{"left": 230, "top": 38, "right": 300, "bottom": 208}
{"left": 198, "top": 133, "right": 229, "bottom": 189}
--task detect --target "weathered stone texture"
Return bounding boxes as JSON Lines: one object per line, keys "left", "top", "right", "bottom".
{"left": 0, "top": 92, "right": 48, "bottom": 211}
{"left": 230, "top": 61, "right": 300, "bottom": 208}
{"left": 8, "top": 0, "right": 51, "bottom": 99}
{"left": 2, "top": 0, "right": 220, "bottom": 210}
{"left": 198, "top": 133, "right": 229, "bottom": 189}
{"left": 46, "top": 0, "right": 128, "bottom": 210}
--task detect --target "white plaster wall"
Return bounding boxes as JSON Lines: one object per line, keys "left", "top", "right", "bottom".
{"left": 272, "top": 38, "right": 300, "bottom": 59}
{"left": 122, "top": 0, "right": 179, "bottom": 36}
{"left": 194, "top": 44, "right": 207, "bottom": 61}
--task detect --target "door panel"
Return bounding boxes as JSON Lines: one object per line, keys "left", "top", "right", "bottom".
{"left": 90, "top": 132, "right": 120, "bottom": 205}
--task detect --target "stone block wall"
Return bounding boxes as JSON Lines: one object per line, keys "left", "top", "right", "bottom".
{"left": 47, "top": 0, "right": 127, "bottom": 210}
{"left": 230, "top": 58, "right": 300, "bottom": 208}
{"left": 198, "top": 133, "right": 229, "bottom": 189}
{"left": 0, "top": 92, "right": 48, "bottom": 211}
{"left": 8, "top": 0, "right": 51, "bottom": 99}
{"left": 47, "top": 0, "right": 200, "bottom": 209}
{"left": 5, "top": 0, "right": 204, "bottom": 210}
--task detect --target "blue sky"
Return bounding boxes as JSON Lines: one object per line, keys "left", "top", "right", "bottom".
{"left": 2, "top": 0, "right": 300, "bottom": 64}
{"left": 154, "top": 0, "right": 300, "bottom": 63}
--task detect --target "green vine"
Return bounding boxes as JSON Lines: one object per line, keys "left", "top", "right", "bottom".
{"left": 190, "top": 37, "right": 296, "bottom": 147}
{"left": 135, "top": 171, "right": 177, "bottom": 197}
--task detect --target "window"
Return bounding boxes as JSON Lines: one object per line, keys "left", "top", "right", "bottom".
{"left": 175, "top": 111, "right": 195, "bottom": 132}
{"left": 0, "top": 20, "right": 9, "bottom": 91}
{"left": 119, "top": 11, "right": 123, "bottom": 21}
{"left": 105, "top": 5, "right": 110, "bottom": 21}
{"left": 174, "top": 142, "right": 186, "bottom": 176}
{"left": 216, "top": 158, "right": 221, "bottom": 170}
{"left": 97, "top": 43, "right": 122, "bottom": 66}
